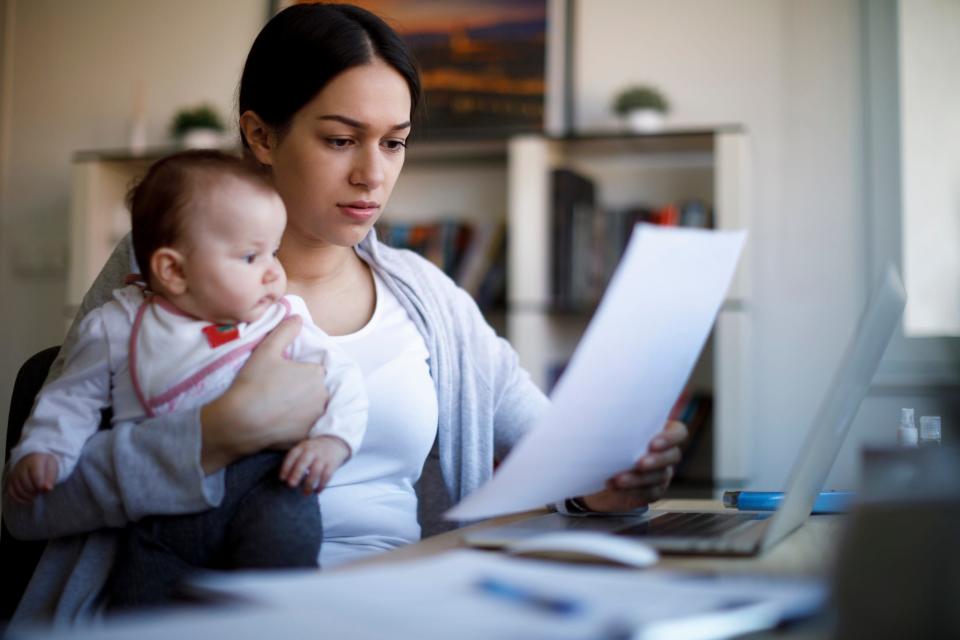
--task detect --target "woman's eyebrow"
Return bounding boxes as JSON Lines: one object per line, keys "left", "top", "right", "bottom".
{"left": 317, "top": 114, "right": 411, "bottom": 131}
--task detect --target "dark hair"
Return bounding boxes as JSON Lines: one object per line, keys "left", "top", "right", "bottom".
{"left": 238, "top": 3, "right": 421, "bottom": 149}
{"left": 127, "top": 150, "right": 275, "bottom": 281}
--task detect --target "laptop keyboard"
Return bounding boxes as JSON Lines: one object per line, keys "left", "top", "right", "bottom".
{"left": 616, "top": 512, "right": 766, "bottom": 539}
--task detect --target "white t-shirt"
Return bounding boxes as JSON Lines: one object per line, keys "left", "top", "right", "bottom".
{"left": 318, "top": 271, "right": 439, "bottom": 568}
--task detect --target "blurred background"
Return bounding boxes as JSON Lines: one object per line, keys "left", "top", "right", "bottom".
{"left": 0, "top": 0, "right": 957, "bottom": 497}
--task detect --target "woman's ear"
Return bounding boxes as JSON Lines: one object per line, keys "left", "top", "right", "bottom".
{"left": 150, "top": 248, "right": 189, "bottom": 296}
{"left": 239, "top": 111, "right": 275, "bottom": 167}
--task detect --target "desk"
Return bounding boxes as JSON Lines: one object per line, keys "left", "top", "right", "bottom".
{"left": 346, "top": 499, "right": 844, "bottom": 579}
{"left": 23, "top": 500, "right": 839, "bottom": 640}
{"left": 334, "top": 499, "right": 841, "bottom": 639}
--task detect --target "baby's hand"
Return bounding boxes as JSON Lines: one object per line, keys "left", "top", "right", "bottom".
{"left": 279, "top": 436, "right": 351, "bottom": 495}
{"left": 6, "top": 453, "right": 59, "bottom": 504}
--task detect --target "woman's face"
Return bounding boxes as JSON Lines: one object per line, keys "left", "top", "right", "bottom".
{"left": 266, "top": 58, "right": 412, "bottom": 248}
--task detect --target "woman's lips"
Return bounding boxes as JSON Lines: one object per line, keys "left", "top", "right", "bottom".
{"left": 337, "top": 201, "right": 380, "bottom": 221}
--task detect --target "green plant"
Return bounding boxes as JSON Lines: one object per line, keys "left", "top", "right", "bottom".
{"left": 612, "top": 85, "right": 670, "bottom": 116}
{"left": 170, "top": 104, "right": 225, "bottom": 137}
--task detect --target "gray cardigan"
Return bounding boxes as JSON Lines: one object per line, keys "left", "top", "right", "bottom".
{"left": 3, "top": 230, "right": 549, "bottom": 626}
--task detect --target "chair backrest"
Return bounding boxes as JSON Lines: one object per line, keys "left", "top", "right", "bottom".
{"left": 1, "top": 346, "right": 59, "bottom": 622}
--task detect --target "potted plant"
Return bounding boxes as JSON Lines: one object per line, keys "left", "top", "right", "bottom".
{"left": 170, "top": 104, "right": 226, "bottom": 148}
{"left": 612, "top": 85, "right": 670, "bottom": 133}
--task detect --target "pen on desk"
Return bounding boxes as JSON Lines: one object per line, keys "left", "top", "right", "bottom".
{"left": 722, "top": 490, "right": 854, "bottom": 513}
{"left": 474, "top": 576, "right": 583, "bottom": 616}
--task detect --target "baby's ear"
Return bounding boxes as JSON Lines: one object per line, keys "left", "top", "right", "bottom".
{"left": 150, "top": 248, "right": 188, "bottom": 295}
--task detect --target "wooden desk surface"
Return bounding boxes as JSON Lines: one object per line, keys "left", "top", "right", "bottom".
{"left": 344, "top": 499, "right": 844, "bottom": 579}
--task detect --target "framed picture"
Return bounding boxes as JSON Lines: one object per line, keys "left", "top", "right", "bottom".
{"left": 269, "top": 0, "right": 571, "bottom": 140}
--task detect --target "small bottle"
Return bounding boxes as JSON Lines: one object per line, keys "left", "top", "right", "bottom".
{"left": 919, "top": 416, "right": 942, "bottom": 447}
{"left": 897, "top": 408, "right": 918, "bottom": 447}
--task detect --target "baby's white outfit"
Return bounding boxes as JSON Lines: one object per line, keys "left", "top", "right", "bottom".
{"left": 9, "top": 285, "right": 367, "bottom": 481}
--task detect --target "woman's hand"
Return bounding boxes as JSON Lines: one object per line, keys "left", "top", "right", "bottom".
{"left": 580, "top": 420, "right": 688, "bottom": 512}
{"left": 199, "top": 316, "right": 331, "bottom": 474}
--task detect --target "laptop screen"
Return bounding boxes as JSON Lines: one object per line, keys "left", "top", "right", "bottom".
{"left": 762, "top": 266, "right": 906, "bottom": 549}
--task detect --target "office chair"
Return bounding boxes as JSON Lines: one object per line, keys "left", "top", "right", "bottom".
{"left": 1, "top": 346, "right": 59, "bottom": 622}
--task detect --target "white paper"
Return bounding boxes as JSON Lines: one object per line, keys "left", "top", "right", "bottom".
{"left": 32, "top": 551, "right": 821, "bottom": 640}
{"left": 448, "top": 225, "right": 746, "bottom": 520}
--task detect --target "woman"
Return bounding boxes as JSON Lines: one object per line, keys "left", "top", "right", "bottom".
{"left": 3, "top": 3, "right": 685, "bottom": 625}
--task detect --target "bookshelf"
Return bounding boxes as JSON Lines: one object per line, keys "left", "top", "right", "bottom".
{"left": 506, "top": 129, "right": 751, "bottom": 486}
{"left": 66, "top": 140, "right": 511, "bottom": 321}
{"left": 67, "top": 127, "right": 751, "bottom": 485}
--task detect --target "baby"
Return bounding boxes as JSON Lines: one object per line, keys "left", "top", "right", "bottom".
{"left": 5, "top": 150, "right": 367, "bottom": 608}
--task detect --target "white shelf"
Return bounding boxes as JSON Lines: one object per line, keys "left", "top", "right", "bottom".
{"left": 68, "top": 127, "right": 752, "bottom": 483}
{"left": 68, "top": 158, "right": 152, "bottom": 311}
{"left": 505, "top": 130, "right": 752, "bottom": 483}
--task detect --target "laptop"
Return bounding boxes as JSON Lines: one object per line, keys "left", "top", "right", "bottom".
{"left": 465, "top": 266, "right": 906, "bottom": 556}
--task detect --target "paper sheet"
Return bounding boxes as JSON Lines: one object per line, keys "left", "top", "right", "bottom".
{"left": 31, "top": 551, "right": 821, "bottom": 640}
{"left": 448, "top": 225, "right": 746, "bottom": 520}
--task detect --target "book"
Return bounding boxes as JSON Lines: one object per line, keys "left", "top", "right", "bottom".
{"left": 456, "top": 219, "right": 506, "bottom": 300}
{"left": 672, "top": 391, "right": 714, "bottom": 482}
{"left": 551, "top": 169, "right": 597, "bottom": 311}
{"left": 377, "top": 219, "right": 506, "bottom": 310}
{"left": 679, "top": 199, "right": 712, "bottom": 228}
{"left": 549, "top": 174, "right": 717, "bottom": 314}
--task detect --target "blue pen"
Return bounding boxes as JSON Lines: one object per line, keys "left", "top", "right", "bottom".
{"left": 722, "top": 490, "right": 854, "bottom": 513}
{"left": 474, "top": 576, "right": 582, "bottom": 616}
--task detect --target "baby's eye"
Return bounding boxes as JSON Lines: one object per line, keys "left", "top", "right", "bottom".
{"left": 272, "top": 248, "right": 280, "bottom": 258}
{"left": 243, "top": 253, "right": 257, "bottom": 264}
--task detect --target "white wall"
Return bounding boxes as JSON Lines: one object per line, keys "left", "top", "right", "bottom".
{"left": 899, "top": 0, "right": 960, "bottom": 336}
{"left": 1, "top": 0, "right": 956, "bottom": 492}
{"left": 573, "top": 0, "right": 960, "bottom": 490}
{"left": 0, "top": 0, "right": 264, "bottom": 461}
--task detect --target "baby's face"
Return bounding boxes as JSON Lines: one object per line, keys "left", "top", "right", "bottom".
{"left": 177, "top": 178, "right": 288, "bottom": 325}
